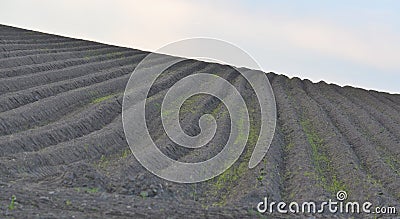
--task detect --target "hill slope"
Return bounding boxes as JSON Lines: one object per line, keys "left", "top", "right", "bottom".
{"left": 0, "top": 24, "right": 399, "bottom": 218}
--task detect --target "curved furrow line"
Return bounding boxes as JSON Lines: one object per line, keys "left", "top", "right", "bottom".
{"left": 371, "top": 90, "right": 400, "bottom": 105}
{"left": 291, "top": 79, "right": 398, "bottom": 205}
{"left": 0, "top": 116, "right": 127, "bottom": 179}
{"left": 145, "top": 60, "right": 216, "bottom": 98}
{"left": 254, "top": 124, "right": 285, "bottom": 201}
{"left": 329, "top": 83, "right": 400, "bottom": 146}
{"left": 2, "top": 93, "right": 164, "bottom": 180}
{"left": 0, "top": 37, "right": 86, "bottom": 45}
{"left": 212, "top": 74, "right": 282, "bottom": 205}
{"left": 0, "top": 48, "right": 141, "bottom": 79}
{"left": 0, "top": 63, "right": 227, "bottom": 179}
{"left": 145, "top": 65, "right": 240, "bottom": 160}
{"left": 381, "top": 93, "right": 400, "bottom": 105}
{"left": 125, "top": 64, "right": 238, "bottom": 162}
{"left": 360, "top": 88, "right": 400, "bottom": 115}
{"left": 145, "top": 92, "right": 228, "bottom": 165}
{"left": 224, "top": 133, "right": 285, "bottom": 207}
{"left": 0, "top": 31, "right": 43, "bottom": 36}
{"left": 203, "top": 80, "right": 284, "bottom": 207}
{"left": 0, "top": 96, "right": 122, "bottom": 157}
{"left": 0, "top": 60, "right": 210, "bottom": 154}
{"left": 0, "top": 33, "right": 63, "bottom": 40}
{"left": 0, "top": 74, "right": 129, "bottom": 136}
{"left": 164, "top": 94, "right": 238, "bottom": 204}
{"left": 299, "top": 79, "right": 400, "bottom": 203}
{"left": 254, "top": 76, "right": 287, "bottom": 202}
{"left": 270, "top": 75, "right": 327, "bottom": 202}
{"left": 0, "top": 50, "right": 141, "bottom": 93}
{"left": 338, "top": 85, "right": 400, "bottom": 123}
{"left": 170, "top": 73, "right": 240, "bottom": 160}
{"left": 333, "top": 85, "right": 400, "bottom": 142}
{"left": 25, "top": 166, "right": 65, "bottom": 180}
{"left": 0, "top": 63, "right": 137, "bottom": 112}
{"left": 0, "top": 58, "right": 209, "bottom": 135}
{"left": 304, "top": 81, "right": 400, "bottom": 190}
{"left": 268, "top": 124, "right": 286, "bottom": 189}
{"left": 0, "top": 56, "right": 203, "bottom": 112}
{"left": 10, "top": 65, "right": 239, "bottom": 184}
{"left": 368, "top": 90, "right": 400, "bottom": 112}
{"left": 0, "top": 36, "right": 77, "bottom": 45}
{"left": 0, "top": 46, "right": 130, "bottom": 68}
{"left": 208, "top": 70, "right": 284, "bottom": 201}
{"left": 0, "top": 40, "right": 99, "bottom": 52}
{"left": 0, "top": 38, "right": 73, "bottom": 45}
{"left": 0, "top": 44, "right": 107, "bottom": 60}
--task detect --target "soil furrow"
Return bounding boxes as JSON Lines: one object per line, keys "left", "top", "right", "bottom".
{"left": 0, "top": 48, "right": 141, "bottom": 79}
{"left": 0, "top": 40, "right": 99, "bottom": 52}
{"left": 381, "top": 93, "right": 400, "bottom": 105}
{"left": 0, "top": 60, "right": 210, "bottom": 154}
{"left": 299, "top": 79, "right": 400, "bottom": 203}
{"left": 368, "top": 90, "right": 400, "bottom": 113}
{"left": 2, "top": 64, "right": 237, "bottom": 190}
{"left": 0, "top": 38, "right": 74, "bottom": 45}
{"left": 269, "top": 75, "right": 327, "bottom": 202}
{"left": 1, "top": 24, "right": 400, "bottom": 218}
{"left": 157, "top": 69, "right": 239, "bottom": 160}
{"left": 0, "top": 50, "right": 141, "bottom": 93}
{"left": 0, "top": 75, "right": 129, "bottom": 135}
{"left": 326, "top": 83, "right": 400, "bottom": 153}
{"left": 0, "top": 35, "right": 83, "bottom": 43}
{"left": 0, "top": 96, "right": 122, "bottom": 157}
{"left": 344, "top": 87, "right": 400, "bottom": 121}
{"left": 204, "top": 87, "right": 283, "bottom": 207}
{"left": 0, "top": 44, "right": 107, "bottom": 60}
{"left": 0, "top": 55, "right": 146, "bottom": 112}
{"left": 0, "top": 30, "right": 48, "bottom": 37}
{"left": 0, "top": 117, "right": 126, "bottom": 179}
{"left": 0, "top": 46, "right": 130, "bottom": 68}
{"left": 335, "top": 86, "right": 400, "bottom": 139}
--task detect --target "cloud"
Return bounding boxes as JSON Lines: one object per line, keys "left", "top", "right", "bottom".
{"left": 169, "top": 1, "right": 400, "bottom": 73}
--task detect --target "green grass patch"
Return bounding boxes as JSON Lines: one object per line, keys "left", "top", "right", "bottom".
{"left": 65, "top": 200, "right": 72, "bottom": 206}
{"left": 85, "top": 187, "right": 99, "bottom": 194}
{"left": 384, "top": 156, "right": 400, "bottom": 175}
{"left": 284, "top": 142, "right": 294, "bottom": 153}
{"left": 140, "top": 191, "right": 148, "bottom": 198}
{"left": 97, "top": 154, "right": 110, "bottom": 169}
{"left": 106, "top": 52, "right": 123, "bottom": 58}
{"left": 209, "top": 105, "right": 260, "bottom": 206}
{"left": 8, "top": 195, "right": 16, "bottom": 210}
{"left": 121, "top": 148, "right": 132, "bottom": 159}
{"left": 91, "top": 93, "right": 117, "bottom": 104}
{"left": 179, "top": 94, "right": 203, "bottom": 114}
{"left": 300, "top": 119, "right": 346, "bottom": 194}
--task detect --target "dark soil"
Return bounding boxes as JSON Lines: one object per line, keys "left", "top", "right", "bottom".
{"left": 0, "top": 24, "right": 399, "bottom": 218}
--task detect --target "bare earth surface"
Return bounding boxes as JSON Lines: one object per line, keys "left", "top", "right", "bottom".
{"left": 0, "top": 25, "right": 399, "bottom": 218}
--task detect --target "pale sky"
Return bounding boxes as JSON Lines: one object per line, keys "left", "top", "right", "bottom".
{"left": 1, "top": 0, "right": 399, "bottom": 93}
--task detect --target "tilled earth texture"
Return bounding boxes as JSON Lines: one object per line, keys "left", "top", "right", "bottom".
{"left": 0, "top": 24, "right": 399, "bottom": 219}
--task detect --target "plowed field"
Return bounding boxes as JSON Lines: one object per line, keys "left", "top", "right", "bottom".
{"left": 0, "top": 24, "right": 399, "bottom": 218}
